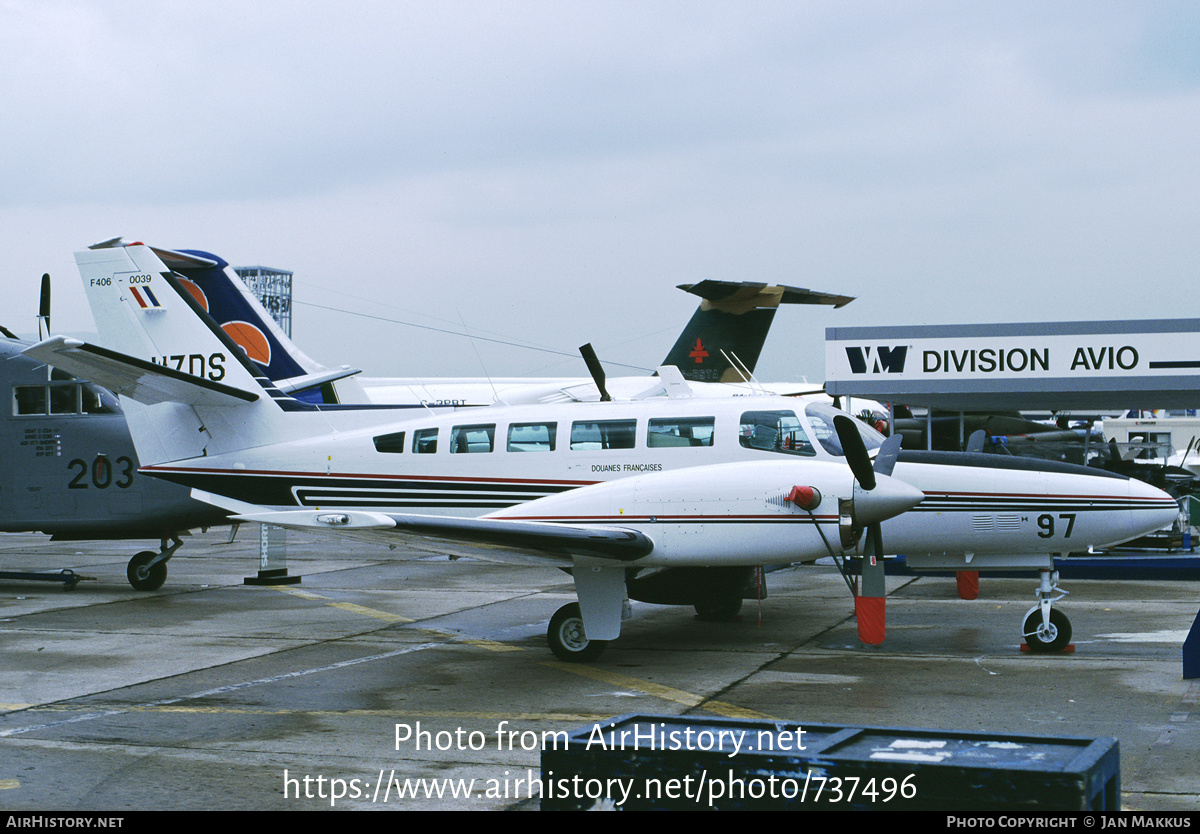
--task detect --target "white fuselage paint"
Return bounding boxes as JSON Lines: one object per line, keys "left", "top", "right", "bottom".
{"left": 141, "top": 395, "right": 1181, "bottom": 563}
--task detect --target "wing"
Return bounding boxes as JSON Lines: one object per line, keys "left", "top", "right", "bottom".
{"left": 194, "top": 490, "right": 653, "bottom": 567}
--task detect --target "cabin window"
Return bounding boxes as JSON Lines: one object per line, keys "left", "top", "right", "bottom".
{"left": 508, "top": 422, "right": 556, "bottom": 452}
{"left": 372, "top": 431, "right": 406, "bottom": 453}
{"left": 450, "top": 424, "right": 495, "bottom": 453}
{"left": 413, "top": 428, "right": 438, "bottom": 454}
{"left": 49, "top": 383, "right": 78, "bottom": 415}
{"left": 570, "top": 419, "right": 637, "bottom": 450}
{"left": 648, "top": 417, "right": 715, "bottom": 447}
{"left": 14, "top": 385, "right": 47, "bottom": 416}
{"left": 739, "top": 410, "right": 815, "bottom": 456}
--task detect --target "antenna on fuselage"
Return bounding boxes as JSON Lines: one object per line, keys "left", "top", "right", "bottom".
{"left": 721, "top": 349, "right": 767, "bottom": 394}
{"left": 459, "top": 312, "right": 499, "bottom": 404}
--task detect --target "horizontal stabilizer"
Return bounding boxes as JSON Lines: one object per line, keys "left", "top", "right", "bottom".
{"left": 664, "top": 280, "right": 853, "bottom": 382}
{"left": 23, "top": 336, "right": 259, "bottom": 407}
{"left": 677, "top": 280, "right": 854, "bottom": 311}
{"left": 149, "top": 246, "right": 220, "bottom": 269}
{"left": 273, "top": 366, "right": 363, "bottom": 395}
{"left": 87, "top": 237, "right": 221, "bottom": 269}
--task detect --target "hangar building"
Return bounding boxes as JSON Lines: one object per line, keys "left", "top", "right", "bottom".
{"left": 825, "top": 318, "right": 1200, "bottom": 417}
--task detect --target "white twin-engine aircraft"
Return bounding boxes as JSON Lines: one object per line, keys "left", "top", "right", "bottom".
{"left": 24, "top": 243, "right": 1180, "bottom": 661}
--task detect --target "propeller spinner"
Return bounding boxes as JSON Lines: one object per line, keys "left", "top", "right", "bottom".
{"left": 834, "top": 415, "right": 914, "bottom": 526}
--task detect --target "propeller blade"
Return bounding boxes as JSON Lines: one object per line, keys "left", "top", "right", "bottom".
{"left": 872, "top": 433, "right": 903, "bottom": 478}
{"left": 1182, "top": 436, "right": 1197, "bottom": 469}
{"left": 578, "top": 343, "right": 612, "bottom": 402}
{"left": 38, "top": 273, "right": 51, "bottom": 339}
{"left": 834, "top": 414, "right": 875, "bottom": 490}
{"left": 833, "top": 421, "right": 912, "bottom": 649}
{"left": 965, "top": 429, "right": 986, "bottom": 453}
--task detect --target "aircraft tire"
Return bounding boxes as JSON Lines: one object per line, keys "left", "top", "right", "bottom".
{"left": 127, "top": 551, "right": 167, "bottom": 592}
{"left": 694, "top": 597, "right": 743, "bottom": 621}
{"left": 547, "top": 603, "right": 607, "bottom": 662}
{"left": 1022, "top": 608, "right": 1071, "bottom": 653}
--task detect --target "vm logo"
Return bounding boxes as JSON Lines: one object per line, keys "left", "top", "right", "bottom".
{"left": 845, "top": 345, "right": 908, "bottom": 374}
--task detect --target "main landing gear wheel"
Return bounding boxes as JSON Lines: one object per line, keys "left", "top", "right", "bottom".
{"left": 694, "top": 597, "right": 743, "bottom": 621}
{"left": 547, "top": 602, "right": 608, "bottom": 663}
{"left": 1023, "top": 607, "right": 1072, "bottom": 653}
{"left": 127, "top": 551, "right": 168, "bottom": 592}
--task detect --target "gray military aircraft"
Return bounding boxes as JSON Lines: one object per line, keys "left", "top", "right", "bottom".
{"left": 0, "top": 335, "right": 226, "bottom": 589}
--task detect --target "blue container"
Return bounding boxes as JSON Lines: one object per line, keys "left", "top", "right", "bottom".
{"left": 541, "top": 714, "right": 1118, "bottom": 811}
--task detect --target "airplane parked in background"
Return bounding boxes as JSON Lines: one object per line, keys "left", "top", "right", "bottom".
{"left": 23, "top": 242, "right": 1180, "bottom": 658}
{"left": 137, "top": 238, "right": 852, "bottom": 407}
{"left": 0, "top": 335, "right": 226, "bottom": 589}
{"left": 4, "top": 239, "right": 847, "bottom": 589}
{"left": 894, "top": 408, "right": 1102, "bottom": 458}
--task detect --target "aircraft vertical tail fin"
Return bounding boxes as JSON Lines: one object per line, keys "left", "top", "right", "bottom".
{"left": 666, "top": 281, "right": 854, "bottom": 382}
{"left": 151, "top": 249, "right": 364, "bottom": 403}
{"left": 66, "top": 242, "right": 317, "bottom": 464}
{"left": 77, "top": 242, "right": 273, "bottom": 394}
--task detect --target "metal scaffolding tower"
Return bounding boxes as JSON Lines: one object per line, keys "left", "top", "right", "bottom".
{"left": 234, "top": 266, "right": 293, "bottom": 337}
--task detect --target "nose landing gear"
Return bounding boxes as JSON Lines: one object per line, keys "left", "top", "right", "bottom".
{"left": 1022, "top": 568, "right": 1072, "bottom": 653}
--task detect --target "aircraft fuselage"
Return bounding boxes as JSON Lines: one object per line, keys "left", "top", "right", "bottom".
{"left": 0, "top": 339, "right": 225, "bottom": 540}
{"left": 136, "top": 395, "right": 1179, "bottom": 557}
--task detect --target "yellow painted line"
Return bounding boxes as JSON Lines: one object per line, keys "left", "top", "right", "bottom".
{"left": 0, "top": 779, "right": 19, "bottom": 790}
{"left": 270, "top": 588, "right": 763, "bottom": 714}
{"left": 274, "top": 587, "right": 325, "bottom": 601}
{"left": 272, "top": 585, "right": 412, "bottom": 623}
{"left": 431, "top": 633, "right": 524, "bottom": 653}
{"left": 20, "top": 704, "right": 603, "bottom": 723}
{"left": 272, "top": 586, "right": 518, "bottom": 651}
{"left": 542, "top": 662, "right": 772, "bottom": 719}
{"left": 327, "top": 601, "right": 411, "bottom": 623}
{"left": 0, "top": 704, "right": 34, "bottom": 712}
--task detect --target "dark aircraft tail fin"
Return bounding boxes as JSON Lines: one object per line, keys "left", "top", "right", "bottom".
{"left": 665, "top": 281, "right": 853, "bottom": 382}
{"left": 147, "top": 247, "right": 360, "bottom": 404}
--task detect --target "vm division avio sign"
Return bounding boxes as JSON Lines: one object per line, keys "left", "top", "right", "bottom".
{"left": 825, "top": 319, "right": 1200, "bottom": 410}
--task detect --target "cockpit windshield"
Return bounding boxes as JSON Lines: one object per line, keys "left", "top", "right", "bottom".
{"left": 83, "top": 382, "right": 121, "bottom": 415}
{"left": 738, "top": 410, "right": 816, "bottom": 456}
{"left": 803, "top": 401, "right": 886, "bottom": 457}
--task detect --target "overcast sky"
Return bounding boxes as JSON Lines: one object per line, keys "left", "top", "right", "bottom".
{"left": 5, "top": 1, "right": 1200, "bottom": 384}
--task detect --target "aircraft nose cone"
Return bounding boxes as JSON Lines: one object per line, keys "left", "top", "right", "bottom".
{"left": 854, "top": 476, "right": 925, "bottom": 526}
{"left": 1123, "top": 478, "right": 1182, "bottom": 540}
